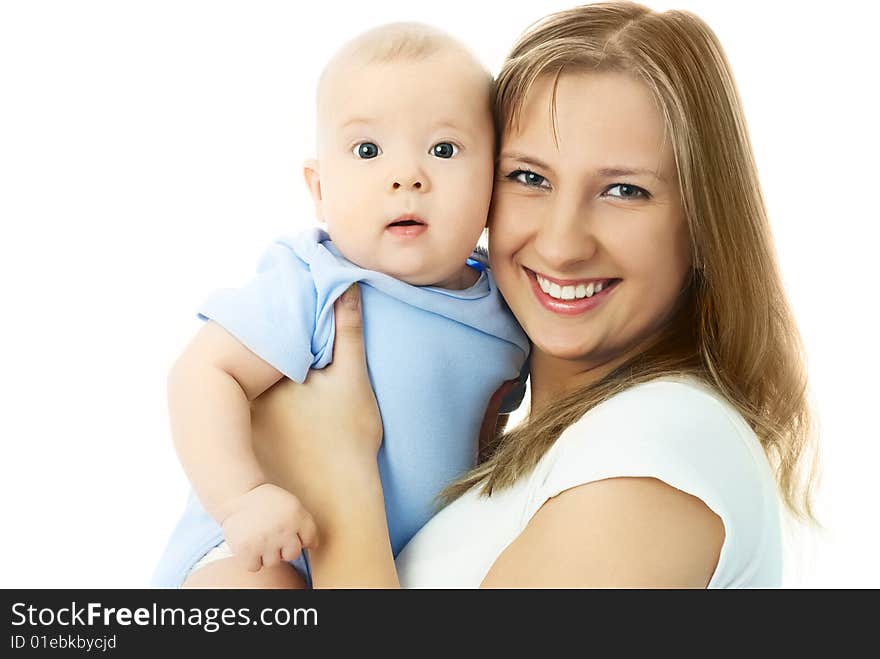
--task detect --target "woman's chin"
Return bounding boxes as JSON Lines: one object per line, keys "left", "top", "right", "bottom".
{"left": 530, "top": 334, "right": 602, "bottom": 363}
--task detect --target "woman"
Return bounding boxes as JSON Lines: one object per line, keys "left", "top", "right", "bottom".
{"left": 197, "top": 1, "right": 820, "bottom": 588}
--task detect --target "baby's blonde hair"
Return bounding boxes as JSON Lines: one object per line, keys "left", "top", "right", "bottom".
{"left": 316, "top": 22, "right": 492, "bottom": 109}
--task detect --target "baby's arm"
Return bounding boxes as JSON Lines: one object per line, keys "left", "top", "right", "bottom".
{"left": 168, "top": 320, "right": 317, "bottom": 570}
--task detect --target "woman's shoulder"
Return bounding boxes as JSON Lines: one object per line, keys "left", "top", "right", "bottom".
{"left": 527, "top": 375, "right": 783, "bottom": 587}
{"left": 596, "top": 374, "right": 746, "bottom": 418}
{"left": 542, "top": 375, "right": 776, "bottom": 502}
{"left": 560, "top": 375, "right": 761, "bottom": 460}
{"left": 560, "top": 375, "right": 761, "bottom": 454}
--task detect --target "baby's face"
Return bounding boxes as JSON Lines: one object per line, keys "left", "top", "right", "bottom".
{"left": 311, "top": 51, "right": 495, "bottom": 288}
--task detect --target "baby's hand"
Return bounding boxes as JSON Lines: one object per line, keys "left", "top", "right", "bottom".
{"left": 220, "top": 483, "right": 319, "bottom": 572}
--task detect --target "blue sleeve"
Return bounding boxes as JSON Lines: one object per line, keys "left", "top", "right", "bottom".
{"left": 197, "top": 240, "right": 318, "bottom": 383}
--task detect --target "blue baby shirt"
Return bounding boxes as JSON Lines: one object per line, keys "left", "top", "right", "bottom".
{"left": 151, "top": 228, "right": 529, "bottom": 587}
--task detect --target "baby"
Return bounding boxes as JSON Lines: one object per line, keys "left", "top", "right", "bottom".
{"left": 151, "top": 22, "right": 529, "bottom": 588}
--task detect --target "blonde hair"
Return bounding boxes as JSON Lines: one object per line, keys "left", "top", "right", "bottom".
{"left": 441, "top": 2, "right": 820, "bottom": 525}
{"left": 316, "top": 22, "right": 492, "bottom": 108}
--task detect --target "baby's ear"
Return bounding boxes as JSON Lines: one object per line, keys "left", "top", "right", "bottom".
{"left": 303, "top": 159, "right": 323, "bottom": 220}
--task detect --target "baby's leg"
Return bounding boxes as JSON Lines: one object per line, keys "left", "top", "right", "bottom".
{"left": 182, "top": 542, "right": 308, "bottom": 589}
{"left": 182, "top": 559, "right": 307, "bottom": 588}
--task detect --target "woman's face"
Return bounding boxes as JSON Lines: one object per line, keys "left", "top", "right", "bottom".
{"left": 489, "top": 71, "right": 691, "bottom": 369}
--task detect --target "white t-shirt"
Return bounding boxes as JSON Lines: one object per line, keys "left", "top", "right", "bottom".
{"left": 396, "top": 376, "right": 783, "bottom": 588}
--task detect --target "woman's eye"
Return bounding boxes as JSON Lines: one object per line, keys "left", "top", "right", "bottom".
{"left": 353, "top": 142, "right": 381, "bottom": 159}
{"left": 506, "top": 169, "right": 550, "bottom": 189}
{"left": 605, "top": 183, "right": 649, "bottom": 199}
{"left": 431, "top": 142, "right": 459, "bottom": 159}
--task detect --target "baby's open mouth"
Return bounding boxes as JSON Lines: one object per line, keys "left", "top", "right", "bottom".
{"left": 387, "top": 214, "right": 426, "bottom": 228}
{"left": 385, "top": 214, "right": 428, "bottom": 237}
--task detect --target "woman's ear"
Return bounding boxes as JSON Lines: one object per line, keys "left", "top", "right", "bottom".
{"left": 303, "top": 159, "right": 323, "bottom": 220}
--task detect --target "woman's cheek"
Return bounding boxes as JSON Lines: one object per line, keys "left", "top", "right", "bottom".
{"left": 488, "top": 187, "right": 522, "bottom": 234}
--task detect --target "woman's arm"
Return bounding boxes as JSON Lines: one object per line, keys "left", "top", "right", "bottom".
{"left": 481, "top": 477, "right": 724, "bottom": 588}
{"left": 253, "top": 384, "right": 398, "bottom": 587}
{"left": 306, "top": 462, "right": 399, "bottom": 588}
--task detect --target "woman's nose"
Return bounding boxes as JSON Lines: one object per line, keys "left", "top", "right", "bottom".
{"left": 533, "top": 199, "right": 598, "bottom": 269}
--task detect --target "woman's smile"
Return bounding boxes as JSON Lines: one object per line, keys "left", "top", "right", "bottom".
{"left": 525, "top": 267, "right": 622, "bottom": 315}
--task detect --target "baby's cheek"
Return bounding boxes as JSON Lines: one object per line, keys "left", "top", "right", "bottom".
{"left": 459, "top": 177, "right": 493, "bottom": 214}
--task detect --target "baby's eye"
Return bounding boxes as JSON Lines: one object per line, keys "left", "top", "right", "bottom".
{"left": 506, "top": 169, "right": 551, "bottom": 189}
{"left": 431, "top": 142, "right": 459, "bottom": 159}
{"left": 353, "top": 142, "right": 381, "bottom": 159}
{"left": 604, "top": 183, "right": 650, "bottom": 199}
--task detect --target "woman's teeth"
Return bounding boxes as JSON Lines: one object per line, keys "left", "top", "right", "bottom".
{"left": 536, "top": 274, "right": 608, "bottom": 300}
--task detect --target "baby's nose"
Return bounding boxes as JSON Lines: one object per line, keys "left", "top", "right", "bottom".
{"left": 392, "top": 178, "right": 423, "bottom": 190}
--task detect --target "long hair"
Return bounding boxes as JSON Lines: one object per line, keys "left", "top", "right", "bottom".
{"left": 440, "top": 1, "right": 820, "bottom": 524}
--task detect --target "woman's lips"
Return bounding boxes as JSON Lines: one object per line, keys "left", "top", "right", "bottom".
{"left": 525, "top": 268, "right": 620, "bottom": 316}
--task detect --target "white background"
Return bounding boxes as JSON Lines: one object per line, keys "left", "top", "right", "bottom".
{"left": 1, "top": 0, "right": 877, "bottom": 588}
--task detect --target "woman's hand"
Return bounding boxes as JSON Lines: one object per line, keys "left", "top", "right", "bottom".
{"left": 251, "top": 284, "right": 397, "bottom": 587}
{"left": 251, "top": 284, "right": 383, "bottom": 499}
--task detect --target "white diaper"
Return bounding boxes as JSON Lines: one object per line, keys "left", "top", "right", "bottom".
{"left": 189, "top": 541, "right": 235, "bottom": 575}
{"left": 186, "top": 540, "right": 310, "bottom": 585}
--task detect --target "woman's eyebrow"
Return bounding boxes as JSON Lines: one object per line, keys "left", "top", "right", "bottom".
{"left": 595, "top": 167, "right": 666, "bottom": 183}
{"left": 498, "top": 152, "right": 555, "bottom": 173}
